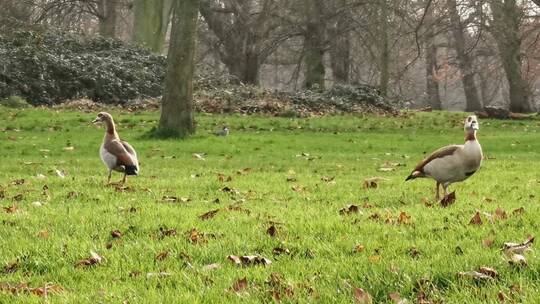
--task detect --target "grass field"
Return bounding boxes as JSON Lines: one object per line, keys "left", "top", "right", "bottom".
{"left": 1, "top": 108, "right": 540, "bottom": 303}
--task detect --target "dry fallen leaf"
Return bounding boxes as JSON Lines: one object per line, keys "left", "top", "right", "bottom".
{"left": 192, "top": 153, "right": 206, "bottom": 160}
{"left": 354, "top": 244, "right": 365, "bottom": 253}
{"left": 202, "top": 263, "right": 221, "bottom": 271}
{"left": 478, "top": 266, "right": 498, "bottom": 278}
{"left": 440, "top": 191, "right": 456, "bottom": 207}
{"left": 388, "top": 292, "right": 408, "bottom": 304}
{"left": 482, "top": 238, "right": 494, "bottom": 248}
{"left": 227, "top": 255, "right": 271, "bottom": 266}
{"left": 398, "top": 211, "right": 411, "bottom": 225}
{"left": 363, "top": 177, "right": 389, "bottom": 189}
{"left": 512, "top": 207, "right": 525, "bottom": 216}
{"left": 231, "top": 277, "right": 248, "bottom": 293}
{"left": 75, "top": 251, "right": 103, "bottom": 267}
{"left": 199, "top": 209, "right": 220, "bottom": 220}
{"left": 494, "top": 207, "right": 508, "bottom": 220}
{"left": 267, "top": 225, "right": 277, "bottom": 237}
{"left": 469, "top": 211, "right": 483, "bottom": 225}
{"left": 353, "top": 287, "right": 373, "bottom": 303}
{"left": 339, "top": 204, "right": 360, "bottom": 215}
{"left": 110, "top": 230, "right": 122, "bottom": 238}
{"left": 155, "top": 251, "right": 169, "bottom": 261}
{"left": 3, "top": 205, "right": 19, "bottom": 214}
{"left": 458, "top": 271, "right": 494, "bottom": 281}
{"left": 503, "top": 237, "right": 534, "bottom": 255}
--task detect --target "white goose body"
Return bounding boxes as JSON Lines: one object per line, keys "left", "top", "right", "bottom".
{"left": 93, "top": 112, "right": 139, "bottom": 184}
{"left": 423, "top": 140, "right": 482, "bottom": 184}
{"left": 406, "top": 115, "right": 483, "bottom": 201}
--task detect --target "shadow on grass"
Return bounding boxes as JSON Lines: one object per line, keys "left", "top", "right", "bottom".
{"left": 142, "top": 126, "right": 193, "bottom": 140}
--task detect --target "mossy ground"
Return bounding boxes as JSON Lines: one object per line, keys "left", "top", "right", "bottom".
{"left": 1, "top": 108, "right": 540, "bottom": 303}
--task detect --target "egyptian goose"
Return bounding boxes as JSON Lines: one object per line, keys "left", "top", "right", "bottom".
{"left": 406, "top": 115, "right": 482, "bottom": 201}
{"left": 92, "top": 112, "right": 139, "bottom": 184}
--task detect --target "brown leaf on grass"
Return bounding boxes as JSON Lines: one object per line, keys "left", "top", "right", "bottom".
{"left": 388, "top": 292, "right": 408, "bottom": 304}
{"left": 12, "top": 194, "right": 23, "bottom": 202}
{"left": 217, "top": 173, "right": 232, "bottom": 182}
{"left": 286, "top": 176, "right": 297, "bottom": 182}
{"left": 440, "top": 191, "right": 456, "bottom": 207}
{"left": 227, "top": 255, "right": 272, "bottom": 266}
{"left": 186, "top": 228, "right": 205, "bottom": 244}
{"left": 267, "top": 225, "right": 277, "bottom": 237}
{"left": 11, "top": 179, "right": 25, "bottom": 186}
{"left": 159, "top": 227, "right": 177, "bottom": 237}
{"left": 469, "top": 212, "right": 483, "bottom": 225}
{"left": 37, "top": 230, "right": 49, "bottom": 239}
{"left": 3, "top": 205, "right": 18, "bottom": 213}
{"left": 478, "top": 266, "right": 498, "bottom": 278}
{"left": 321, "top": 176, "right": 335, "bottom": 182}
{"left": 512, "top": 207, "right": 525, "bottom": 216}
{"left": 236, "top": 168, "right": 252, "bottom": 175}
{"left": 75, "top": 251, "right": 103, "bottom": 268}
{"left": 482, "top": 238, "right": 494, "bottom": 248}
{"left": 3, "top": 260, "right": 20, "bottom": 274}
{"left": 231, "top": 277, "right": 248, "bottom": 293}
{"left": 398, "top": 211, "right": 411, "bottom": 225}
{"left": 202, "top": 263, "right": 221, "bottom": 271}
{"left": 0, "top": 282, "right": 63, "bottom": 297}
{"left": 221, "top": 186, "right": 239, "bottom": 194}
{"left": 503, "top": 237, "right": 534, "bottom": 255}
{"left": 192, "top": 153, "right": 206, "bottom": 160}
{"left": 155, "top": 251, "right": 169, "bottom": 261}
{"left": 66, "top": 191, "right": 78, "bottom": 199}
{"left": 354, "top": 245, "right": 365, "bottom": 253}
{"left": 363, "top": 177, "right": 389, "bottom": 189}
{"left": 273, "top": 247, "right": 290, "bottom": 255}
{"left": 339, "top": 204, "right": 359, "bottom": 215}
{"left": 110, "top": 230, "right": 122, "bottom": 238}
{"left": 291, "top": 185, "right": 307, "bottom": 193}
{"left": 494, "top": 207, "right": 508, "bottom": 220}
{"left": 353, "top": 287, "right": 373, "bottom": 303}
{"left": 457, "top": 271, "right": 494, "bottom": 281}
{"left": 498, "top": 291, "right": 509, "bottom": 303}
{"left": 199, "top": 209, "right": 220, "bottom": 220}
{"left": 409, "top": 247, "right": 421, "bottom": 259}
{"left": 507, "top": 254, "right": 527, "bottom": 266}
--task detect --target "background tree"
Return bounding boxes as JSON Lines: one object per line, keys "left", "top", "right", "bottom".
{"left": 158, "top": 0, "right": 199, "bottom": 137}
{"left": 132, "top": 0, "right": 174, "bottom": 53}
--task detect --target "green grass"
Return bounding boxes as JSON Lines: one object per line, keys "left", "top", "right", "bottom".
{"left": 1, "top": 108, "right": 540, "bottom": 303}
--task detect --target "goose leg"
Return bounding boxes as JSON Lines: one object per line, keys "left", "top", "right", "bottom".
{"left": 121, "top": 173, "right": 127, "bottom": 185}
{"left": 435, "top": 182, "right": 441, "bottom": 200}
{"left": 107, "top": 170, "right": 112, "bottom": 184}
{"left": 442, "top": 183, "right": 449, "bottom": 200}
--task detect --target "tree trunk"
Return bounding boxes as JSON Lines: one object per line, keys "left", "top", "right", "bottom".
{"left": 158, "top": 0, "right": 199, "bottom": 137}
{"left": 303, "top": 0, "right": 325, "bottom": 89}
{"left": 490, "top": 0, "right": 532, "bottom": 113}
{"left": 132, "top": 0, "right": 174, "bottom": 53}
{"left": 98, "top": 0, "right": 118, "bottom": 38}
{"left": 424, "top": 1, "right": 441, "bottom": 109}
{"left": 329, "top": 0, "right": 350, "bottom": 84}
{"left": 378, "top": 0, "right": 390, "bottom": 97}
{"left": 199, "top": 0, "right": 262, "bottom": 85}
{"left": 447, "top": 0, "right": 482, "bottom": 111}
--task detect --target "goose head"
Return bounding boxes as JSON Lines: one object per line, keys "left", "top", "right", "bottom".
{"left": 464, "top": 115, "right": 479, "bottom": 132}
{"left": 92, "top": 112, "right": 113, "bottom": 124}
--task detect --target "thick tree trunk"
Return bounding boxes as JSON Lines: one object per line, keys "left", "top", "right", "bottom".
{"left": 132, "top": 0, "right": 174, "bottom": 53}
{"left": 303, "top": 0, "right": 325, "bottom": 89}
{"left": 490, "top": 0, "right": 532, "bottom": 113}
{"left": 98, "top": 0, "right": 118, "bottom": 38}
{"left": 424, "top": 1, "right": 441, "bottom": 109}
{"left": 447, "top": 0, "right": 482, "bottom": 111}
{"left": 158, "top": 0, "right": 199, "bottom": 137}
{"left": 329, "top": 0, "right": 350, "bottom": 84}
{"left": 378, "top": 0, "right": 390, "bottom": 97}
{"left": 199, "top": 0, "right": 261, "bottom": 85}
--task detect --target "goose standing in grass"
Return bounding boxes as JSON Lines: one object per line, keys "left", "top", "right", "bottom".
{"left": 406, "top": 115, "right": 483, "bottom": 201}
{"left": 92, "top": 112, "right": 139, "bottom": 184}
{"left": 214, "top": 125, "right": 229, "bottom": 136}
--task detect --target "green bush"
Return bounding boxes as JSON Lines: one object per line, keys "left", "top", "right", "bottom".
{"left": 0, "top": 95, "right": 30, "bottom": 108}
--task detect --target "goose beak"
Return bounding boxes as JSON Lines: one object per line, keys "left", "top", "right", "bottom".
{"left": 92, "top": 118, "right": 100, "bottom": 124}
{"left": 472, "top": 123, "right": 479, "bottom": 130}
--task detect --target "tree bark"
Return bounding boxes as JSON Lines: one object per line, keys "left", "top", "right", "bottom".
{"left": 98, "top": 0, "right": 118, "bottom": 38}
{"left": 378, "top": 0, "right": 390, "bottom": 97}
{"left": 490, "top": 0, "right": 532, "bottom": 113}
{"left": 447, "top": 0, "right": 482, "bottom": 111}
{"left": 303, "top": 0, "right": 325, "bottom": 89}
{"left": 329, "top": 0, "right": 350, "bottom": 84}
{"left": 158, "top": 0, "right": 199, "bottom": 137}
{"left": 132, "top": 0, "right": 174, "bottom": 53}
{"left": 424, "top": 1, "right": 441, "bottom": 109}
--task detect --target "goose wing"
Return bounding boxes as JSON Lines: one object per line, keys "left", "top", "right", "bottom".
{"left": 407, "top": 145, "right": 461, "bottom": 179}
{"left": 104, "top": 139, "right": 137, "bottom": 167}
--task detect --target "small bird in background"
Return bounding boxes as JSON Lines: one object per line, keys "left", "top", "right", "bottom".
{"left": 406, "top": 115, "right": 483, "bottom": 202}
{"left": 214, "top": 125, "right": 229, "bottom": 137}
{"left": 92, "top": 112, "right": 139, "bottom": 185}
